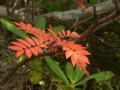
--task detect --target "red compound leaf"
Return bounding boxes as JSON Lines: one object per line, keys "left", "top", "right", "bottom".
{"left": 10, "top": 22, "right": 91, "bottom": 75}
{"left": 25, "top": 37, "right": 35, "bottom": 46}
{"left": 65, "top": 50, "right": 73, "bottom": 59}
{"left": 71, "top": 32, "right": 80, "bottom": 37}
{"left": 17, "top": 22, "right": 26, "bottom": 30}
{"left": 17, "top": 39, "right": 31, "bottom": 47}
{"left": 58, "top": 32, "right": 62, "bottom": 37}
{"left": 31, "top": 36, "right": 40, "bottom": 45}
{"left": 62, "top": 29, "right": 66, "bottom": 36}
{"left": 9, "top": 46, "right": 23, "bottom": 51}
{"left": 73, "top": 0, "right": 87, "bottom": 10}
{"left": 73, "top": 0, "right": 92, "bottom": 16}
{"left": 47, "top": 26, "right": 61, "bottom": 43}
{"left": 71, "top": 53, "right": 77, "bottom": 67}
{"left": 11, "top": 42, "right": 27, "bottom": 49}
{"left": 25, "top": 48, "right": 32, "bottom": 58}
{"left": 26, "top": 23, "right": 32, "bottom": 30}
{"left": 55, "top": 51, "right": 65, "bottom": 56}
{"left": 67, "top": 30, "right": 71, "bottom": 36}
{"left": 60, "top": 40, "right": 91, "bottom": 75}
{"left": 14, "top": 22, "right": 21, "bottom": 26}
{"left": 14, "top": 22, "right": 47, "bottom": 38}
{"left": 58, "top": 29, "right": 80, "bottom": 38}
{"left": 16, "top": 50, "right": 24, "bottom": 58}
{"left": 30, "top": 47, "right": 38, "bottom": 56}
{"left": 73, "top": 0, "right": 85, "bottom": 8}
{"left": 35, "top": 46, "right": 43, "bottom": 53}
{"left": 9, "top": 36, "right": 47, "bottom": 58}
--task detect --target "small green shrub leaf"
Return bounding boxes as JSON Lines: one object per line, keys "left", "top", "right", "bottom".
{"left": 66, "top": 62, "right": 74, "bottom": 83}
{"left": 74, "top": 66, "right": 84, "bottom": 84}
{"left": 29, "top": 58, "right": 43, "bottom": 85}
{"left": 0, "top": 18, "right": 27, "bottom": 38}
{"left": 45, "top": 56, "right": 70, "bottom": 87}
{"left": 29, "top": 70, "right": 42, "bottom": 85}
{"left": 76, "top": 71, "right": 114, "bottom": 85}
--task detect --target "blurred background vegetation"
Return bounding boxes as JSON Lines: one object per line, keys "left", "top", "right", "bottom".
{"left": 0, "top": 0, "right": 120, "bottom": 90}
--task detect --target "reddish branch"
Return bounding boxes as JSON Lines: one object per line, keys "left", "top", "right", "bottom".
{"left": 76, "top": 10, "right": 117, "bottom": 43}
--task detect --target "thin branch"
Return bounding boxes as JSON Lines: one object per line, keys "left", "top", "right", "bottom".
{"left": 0, "top": 51, "right": 56, "bottom": 85}
{"left": 76, "top": 10, "right": 117, "bottom": 43}
{"left": 25, "top": 63, "right": 48, "bottom": 75}
{"left": 70, "top": 16, "right": 93, "bottom": 29}
{"left": 91, "top": 34, "right": 116, "bottom": 50}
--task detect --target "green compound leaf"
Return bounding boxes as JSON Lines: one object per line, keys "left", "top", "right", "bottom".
{"left": 29, "top": 58, "right": 43, "bottom": 85}
{"left": 76, "top": 71, "right": 114, "bottom": 85}
{"left": 45, "top": 56, "right": 70, "bottom": 87}
{"left": 29, "top": 70, "right": 42, "bottom": 85}
{"left": 74, "top": 66, "right": 84, "bottom": 84}
{"left": 0, "top": 18, "right": 27, "bottom": 38}
{"left": 65, "top": 62, "right": 74, "bottom": 83}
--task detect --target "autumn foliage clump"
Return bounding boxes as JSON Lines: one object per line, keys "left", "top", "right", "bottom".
{"left": 9, "top": 22, "right": 91, "bottom": 75}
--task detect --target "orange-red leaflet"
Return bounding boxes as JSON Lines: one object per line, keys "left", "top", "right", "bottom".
{"left": 60, "top": 40, "right": 91, "bottom": 75}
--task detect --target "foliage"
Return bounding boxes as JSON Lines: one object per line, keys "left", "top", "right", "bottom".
{"left": 7, "top": 20, "right": 91, "bottom": 76}
{"left": 45, "top": 56, "right": 70, "bottom": 87}
{"left": 1, "top": 14, "right": 114, "bottom": 89}
{"left": 0, "top": 18, "right": 27, "bottom": 38}
{"left": 45, "top": 56, "right": 114, "bottom": 89}
{"left": 0, "top": 0, "right": 117, "bottom": 89}
{"left": 29, "top": 58, "right": 43, "bottom": 84}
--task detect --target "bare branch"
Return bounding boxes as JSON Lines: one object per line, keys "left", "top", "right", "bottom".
{"left": 0, "top": 51, "right": 56, "bottom": 85}
{"left": 25, "top": 63, "right": 48, "bottom": 75}
{"left": 76, "top": 10, "right": 118, "bottom": 43}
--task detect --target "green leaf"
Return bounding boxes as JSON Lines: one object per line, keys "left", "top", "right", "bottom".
{"left": 29, "top": 58, "right": 43, "bottom": 85}
{"left": 56, "top": 84, "right": 70, "bottom": 90}
{"left": 75, "top": 88, "right": 82, "bottom": 90}
{"left": 29, "top": 70, "right": 42, "bottom": 85}
{"left": 65, "top": 62, "right": 74, "bottom": 83}
{"left": 29, "top": 58, "right": 43, "bottom": 69}
{"left": 74, "top": 66, "right": 84, "bottom": 84}
{"left": 35, "top": 16, "right": 46, "bottom": 29}
{"left": 0, "top": 18, "right": 27, "bottom": 38}
{"left": 76, "top": 71, "right": 114, "bottom": 85}
{"left": 17, "top": 55, "right": 25, "bottom": 63}
{"left": 45, "top": 56, "right": 70, "bottom": 87}
{"left": 54, "top": 25, "right": 65, "bottom": 35}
